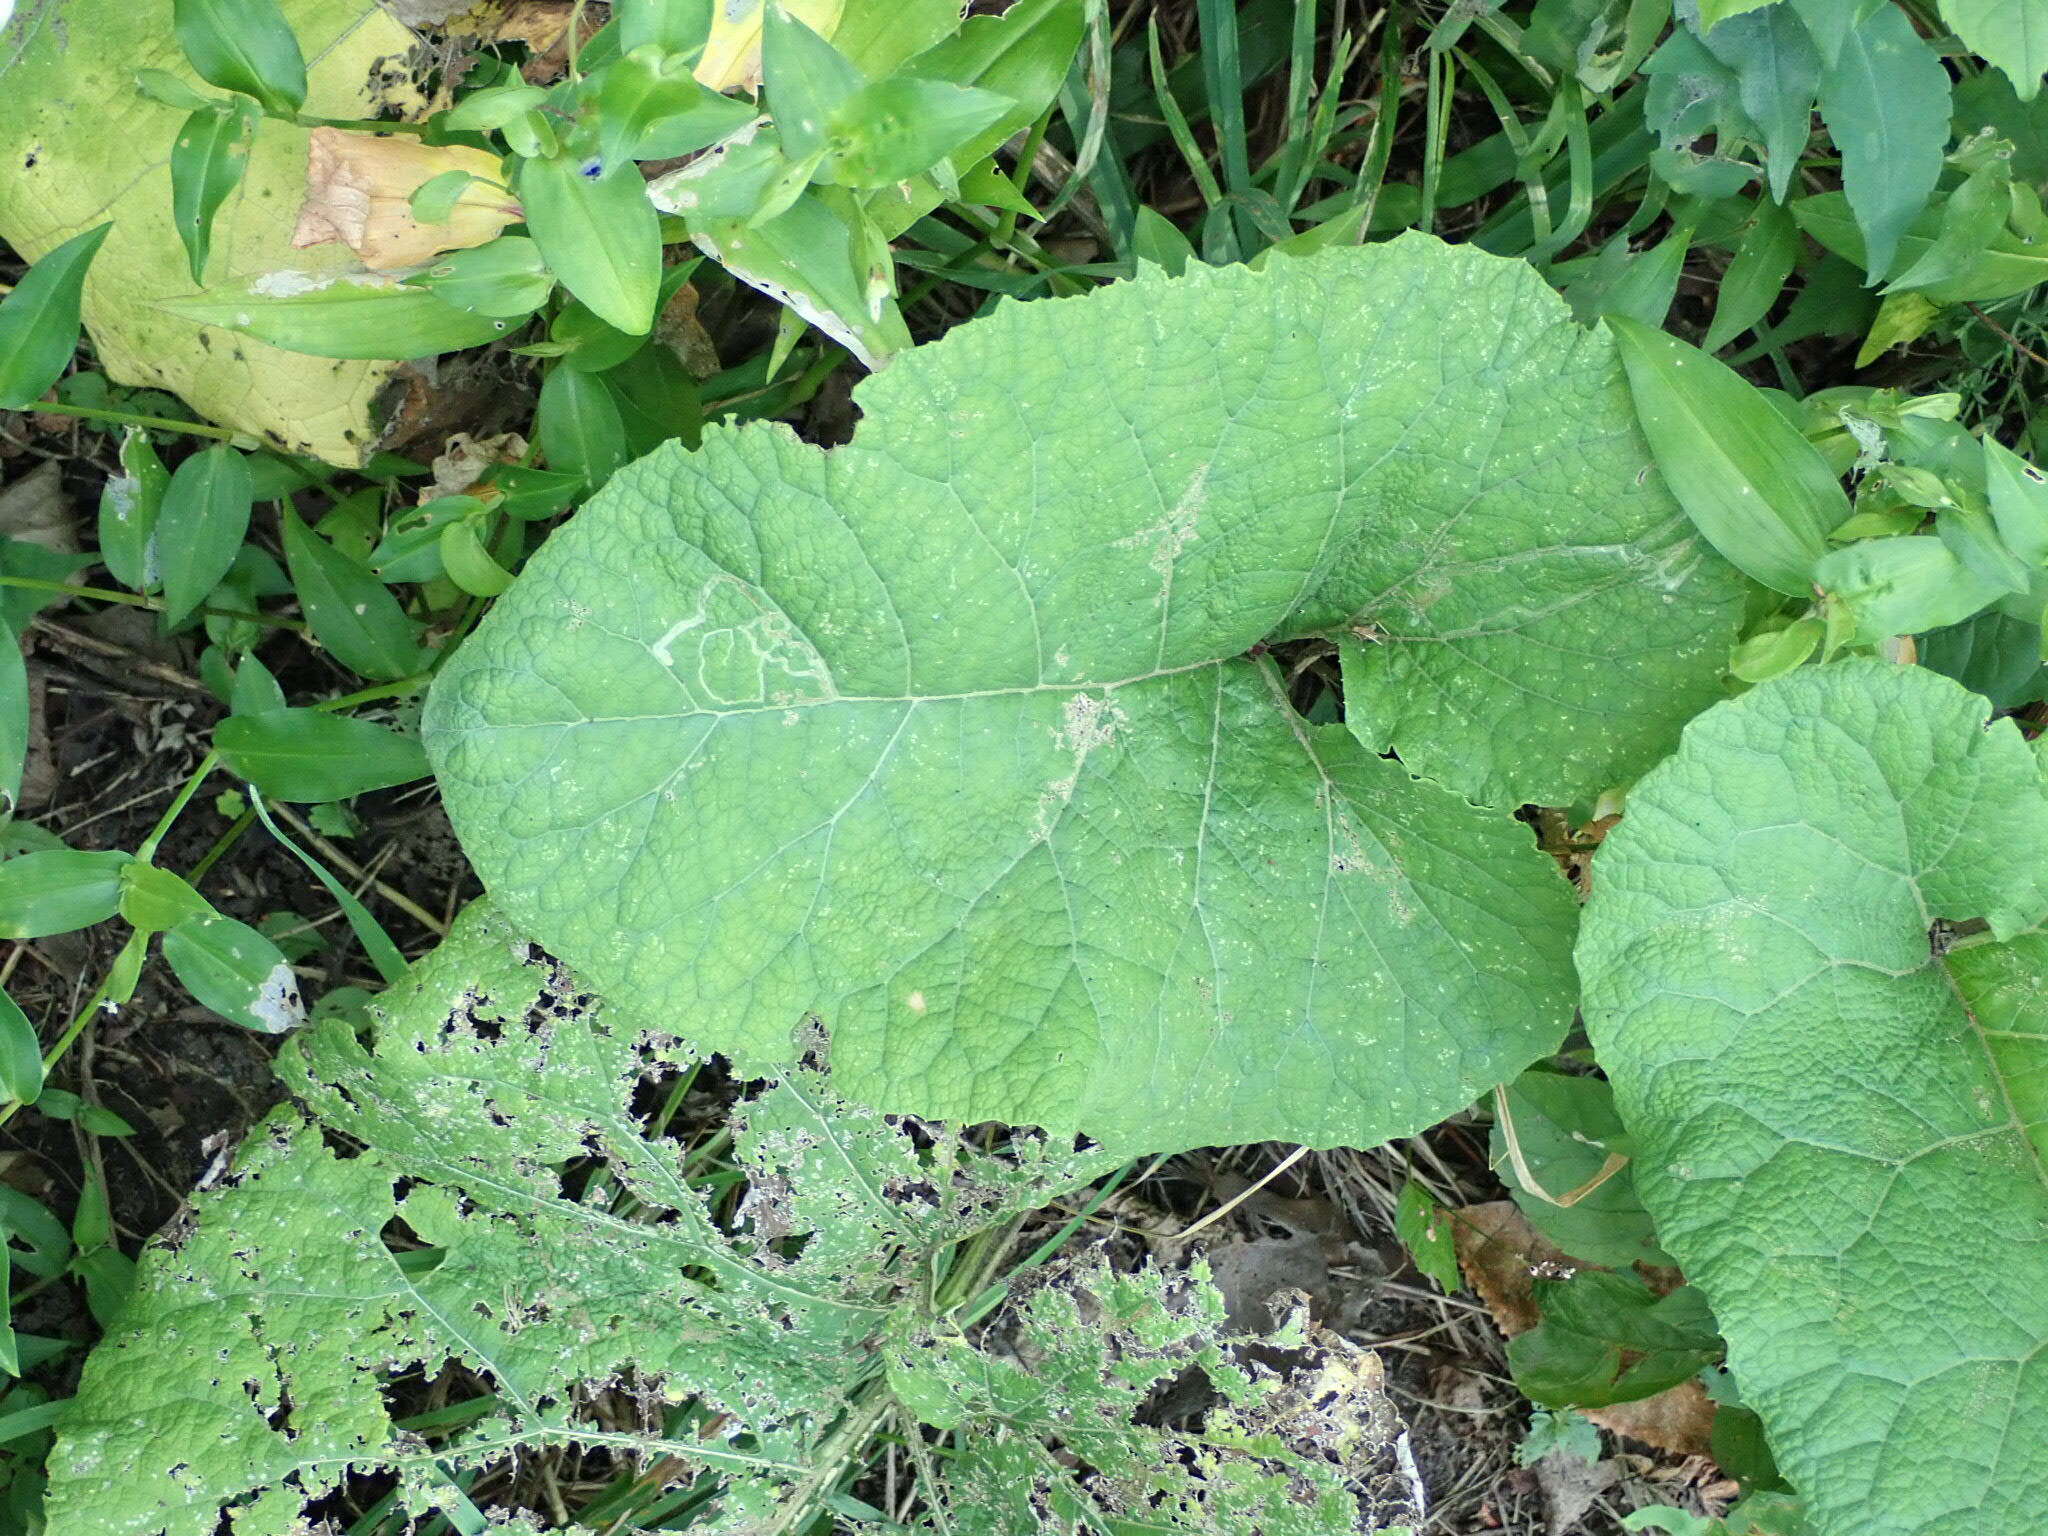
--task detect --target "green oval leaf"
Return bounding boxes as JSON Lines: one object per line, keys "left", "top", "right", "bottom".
{"left": 1813, "top": 534, "right": 2006, "bottom": 642}
{"left": 536, "top": 366, "right": 630, "bottom": 493}
{"left": 171, "top": 0, "right": 307, "bottom": 116}
{"left": 1702, "top": 197, "right": 1801, "bottom": 353}
{"left": 823, "top": 77, "right": 1011, "bottom": 188}
{"left": 0, "top": 989, "right": 43, "bottom": 1105}
{"left": 694, "top": 191, "right": 912, "bottom": 368}
{"left": 1610, "top": 313, "right": 1844, "bottom": 596}
{"left": 1729, "top": 616, "right": 1821, "bottom": 682}
{"left": 135, "top": 67, "right": 216, "bottom": 112}
{"left": 761, "top": 3, "right": 865, "bottom": 161}
{"left": 1794, "top": 191, "right": 2048, "bottom": 305}
{"left": 170, "top": 99, "right": 259, "bottom": 284}
{"left": 437, "top": 520, "right": 514, "bottom": 597}
{"left": 1578, "top": 661, "right": 2048, "bottom": 1534}
{"left": 1393, "top": 1179, "right": 1463, "bottom": 1293}
{"left": 216, "top": 710, "right": 429, "bottom": 802}
{"left": 158, "top": 272, "right": 518, "bottom": 359}
{"left": 404, "top": 236, "right": 555, "bottom": 319}
{"left": 231, "top": 653, "right": 287, "bottom": 717}
{"left": 405, "top": 168, "right": 476, "bottom": 226}
{"left": 157, "top": 445, "right": 255, "bottom": 625}
{"left": 614, "top": 0, "right": 714, "bottom": 55}
{"left": 1490, "top": 1069, "right": 1664, "bottom": 1268}
{"left": 0, "top": 850, "right": 133, "bottom": 939}
{"left": 368, "top": 495, "right": 479, "bottom": 583}
{"left": 1699, "top": 4, "right": 1820, "bottom": 205}
{"left": 1813, "top": 6, "right": 1951, "bottom": 282}
{"left": 426, "top": 238, "right": 1746, "bottom": 1151}
{"left": 1938, "top": 0, "right": 2048, "bottom": 106}
{"left": 1986, "top": 437, "right": 2048, "bottom": 567}
{"left": 161, "top": 912, "right": 303, "bottom": 1033}
{"left": 516, "top": 154, "right": 663, "bottom": 336}
{"left": 0, "top": 223, "right": 112, "bottom": 410}
{"left": 442, "top": 82, "right": 547, "bottom": 133}
{"left": 592, "top": 44, "right": 754, "bottom": 166}
{"left": 116, "top": 862, "right": 213, "bottom": 935}
{"left": 280, "top": 508, "right": 425, "bottom": 681}
{"left": 98, "top": 430, "right": 171, "bottom": 593}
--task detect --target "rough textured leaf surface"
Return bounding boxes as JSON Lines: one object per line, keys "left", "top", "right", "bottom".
{"left": 427, "top": 236, "right": 1743, "bottom": 1150}
{"left": 46, "top": 905, "right": 1108, "bottom": 1536}
{"left": 1576, "top": 662, "right": 2048, "bottom": 1536}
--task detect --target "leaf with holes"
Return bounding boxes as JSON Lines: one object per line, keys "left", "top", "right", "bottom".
{"left": 1577, "top": 661, "right": 2048, "bottom": 1536}
{"left": 425, "top": 236, "right": 1745, "bottom": 1152}
{"left": 44, "top": 903, "right": 1113, "bottom": 1536}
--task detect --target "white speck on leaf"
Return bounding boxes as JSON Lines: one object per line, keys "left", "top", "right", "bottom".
{"left": 252, "top": 964, "right": 305, "bottom": 1034}
{"left": 249, "top": 270, "right": 329, "bottom": 298}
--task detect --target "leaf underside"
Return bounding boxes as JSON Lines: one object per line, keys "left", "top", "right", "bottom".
{"left": 426, "top": 235, "right": 1745, "bottom": 1150}
{"left": 1577, "top": 661, "right": 2048, "bottom": 1536}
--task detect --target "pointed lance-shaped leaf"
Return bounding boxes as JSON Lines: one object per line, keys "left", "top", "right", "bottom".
{"left": 1609, "top": 314, "right": 1842, "bottom": 596}
{"left": 0, "top": 224, "right": 111, "bottom": 410}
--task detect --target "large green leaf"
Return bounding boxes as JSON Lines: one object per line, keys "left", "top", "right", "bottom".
{"left": 426, "top": 237, "right": 1745, "bottom": 1151}
{"left": 1577, "top": 661, "right": 2048, "bottom": 1536}
{"left": 46, "top": 904, "right": 1113, "bottom": 1536}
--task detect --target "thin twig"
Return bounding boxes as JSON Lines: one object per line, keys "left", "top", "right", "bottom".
{"left": 1176, "top": 1144, "right": 1309, "bottom": 1239}
{"left": 267, "top": 801, "right": 450, "bottom": 937}
{"left": 1965, "top": 302, "right": 2048, "bottom": 370}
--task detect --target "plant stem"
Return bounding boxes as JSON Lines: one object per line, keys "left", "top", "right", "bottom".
{"left": 137, "top": 751, "right": 220, "bottom": 864}
{"left": 0, "top": 576, "right": 310, "bottom": 634}
{"left": 1965, "top": 302, "right": 2048, "bottom": 370}
{"left": 188, "top": 806, "right": 257, "bottom": 884}
{"left": 755, "top": 1389, "right": 895, "bottom": 1536}
{"left": 296, "top": 116, "right": 429, "bottom": 136}
{"left": 21, "top": 399, "right": 239, "bottom": 441}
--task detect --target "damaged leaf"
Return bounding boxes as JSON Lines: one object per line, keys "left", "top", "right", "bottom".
{"left": 160, "top": 912, "right": 304, "bottom": 1033}
{"left": 1454, "top": 1201, "right": 1719, "bottom": 1459}
{"left": 290, "top": 128, "right": 518, "bottom": 272}
{"left": 887, "top": 1251, "right": 1421, "bottom": 1534}
{"left": 44, "top": 903, "right": 1110, "bottom": 1533}
{"left": 49, "top": 901, "right": 1430, "bottom": 1534}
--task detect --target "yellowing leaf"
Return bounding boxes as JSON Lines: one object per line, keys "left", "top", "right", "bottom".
{"left": 696, "top": 0, "right": 844, "bottom": 90}
{"left": 0, "top": 0, "right": 433, "bottom": 465}
{"left": 291, "top": 129, "right": 516, "bottom": 271}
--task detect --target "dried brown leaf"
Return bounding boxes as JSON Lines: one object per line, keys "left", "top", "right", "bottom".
{"left": 1453, "top": 1200, "right": 1717, "bottom": 1458}
{"left": 292, "top": 129, "right": 516, "bottom": 271}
